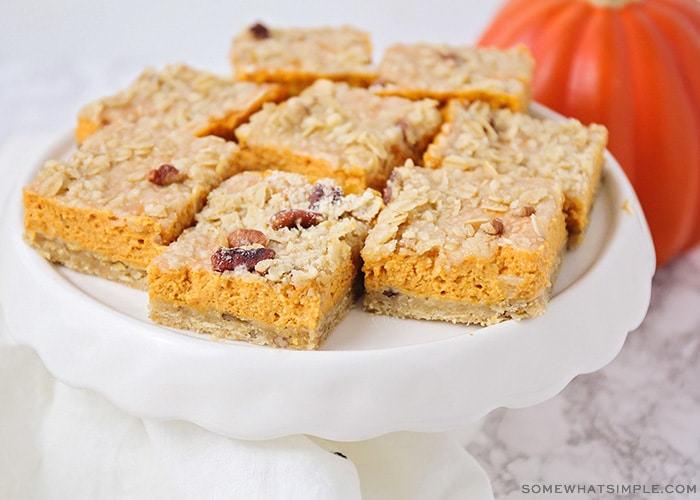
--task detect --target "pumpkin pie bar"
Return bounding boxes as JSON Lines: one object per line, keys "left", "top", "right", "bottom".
{"left": 75, "top": 63, "right": 286, "bottom": 143}
{"left": 230, "top": 23, "right": 377, "bottom": 94}
{"left": 147, "top": 170, "right": 383, "bottom": 350}
{"left": 234, "top": 79, "right": 443, "bottom": 193}
{"left": 372, "top": 43, "right": 534, "bottom": 111}
{"left": 23, "top": 120, "right": 240, "bottom": 289}
{"left": 361, "top": 162, "right": 568, "bottom": 326}
{"left": 424, "top": 100, "right": 608, "bottom": 241}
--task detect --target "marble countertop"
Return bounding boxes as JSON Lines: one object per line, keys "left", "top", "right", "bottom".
{"left": 468, "top": 249, "right": 700, "bottom": 498}
{"left": 2, "top": 1, "right": 699, "bottom": 498}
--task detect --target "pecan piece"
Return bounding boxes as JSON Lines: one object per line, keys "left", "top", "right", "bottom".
{"left": 514, "top": 205, "right": 536, "bottom": 217}
{"left": 437, "top": 50, "right": 463, "bottom": 64}
{"left": 383, "top": 170, "right": 398, "bottom": 204}
{"left": 227, "top": 228, "right": 268, "bottom": 248}
{"left": 211, "top": 246, "right": 276, "bottom": 273}
{"left": 396, "top": 118, "right": 409, "bottom": 139}
{"left": 480, "top": 218, "right": 505, "bottom": 236}
{"left": 270, "top": 209, "right": 325, "bottom": 230}
{"left": 382, "top": 184, "right": 393, "bottom": 205}
{"left": 309, "top": 182, "right": 343, "bottom": 209}
{"left": 249, "top": 22, "right": 270, "bottom": 39}
{"left": 147, "top": 164, "right": 185, "bottom": 186}
{"left": 395, "top": 118, "right": 417, "bottom": 151}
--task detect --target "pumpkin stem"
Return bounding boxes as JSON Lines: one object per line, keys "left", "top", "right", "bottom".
{"left": 588, "top": 0, "right": 640, "bottom": 7}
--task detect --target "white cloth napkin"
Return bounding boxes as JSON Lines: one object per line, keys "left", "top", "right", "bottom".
{"left": 0, "top": 302, "right": 493, "bottom": 500}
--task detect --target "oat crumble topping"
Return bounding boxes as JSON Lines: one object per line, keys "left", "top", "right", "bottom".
{"left": 77, "top": 63, "right": 281, "bottom": 136}
{"left": 154, "top": 171, "right": 383, "bottom": 288}
{"left": 236, "top": 79, "right": 442, "bottom": 182}
{"left": 372, "top": 43, "right": 533, "bottom": 105}
{"left": 231, "top": 25, "right": 376, "bottom": 78}
{"left": 29, "top": 120, "right": 238, "bottom": 225}
{"left": 363, "top": 162, "right": 564, "bottom": 266}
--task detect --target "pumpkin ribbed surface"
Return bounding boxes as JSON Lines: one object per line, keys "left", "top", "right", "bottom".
{"left": 479, "top": 0, "right": 700, "bottom": 267}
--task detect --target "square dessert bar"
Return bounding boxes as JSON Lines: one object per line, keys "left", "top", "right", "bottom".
{"left": 75, "top": 63, "right": 285, "bottom": 143}
{"left": 361, "top": 163, "right": 568, "bottom": 326}
{"left": 424, "top": 100, "right": 608, "bottom": 241}
{"left": 23, "top": 120, "right": 240, "bottom": 289}
{"left": 372, "top": 43, "right": 534, "bottom": 111}
{"left": 147, "top": 170, "right": 383, "bottom": 350}
{"left": 230, "top": 23, "right": 377, "bottom": 94}
{"left": 234, "top": 79, "right": 443, "bottom": 193}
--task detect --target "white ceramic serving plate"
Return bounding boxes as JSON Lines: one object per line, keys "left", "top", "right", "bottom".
{"left": 0, "top": 104, "right": 655, "bottom": 441}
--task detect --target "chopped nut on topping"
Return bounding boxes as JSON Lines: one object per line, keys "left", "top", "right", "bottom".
{"left": 249, "top": 22, "right": 270, "bottom": 40}
{"left": 273, "top": 336, "right": 289, "bottom": 348}
{"left": 309, "top": 182, "right": 343, "bottom": 209}
{"left": 480, "top": 217, "right": 505, "bottom": 236}
{"left": 395, "top": 118, "right": 409, "bottom": 142}
{"left": 437, "top": 50, "right": 461, "bottom": 64}
{"left": 396, "top": 118, "right": 419, "bottom": 155}
{"left": 211, "top": 246, "right": 276, "bottom": 273}
{"left": 514, "top": 205, "right": 536, "bottom": 217}
{"left": 382, "top": 185, "right": 392, "bottom": 205}
{"left": 227, "top": 228, "right": 269, "bottom": 248}
{"left": 270, "top": 209, "right": 325, "bottom": 230}
{"left": 383, "top": 170, "right": 399, "bottom": 205}
{"left": 147, "top": 164, "right": 186, "bottom": 186}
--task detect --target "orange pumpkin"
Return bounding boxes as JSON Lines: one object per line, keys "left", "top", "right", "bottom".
{"left": 478, "top": 0, "right": 700, "bottom": 267}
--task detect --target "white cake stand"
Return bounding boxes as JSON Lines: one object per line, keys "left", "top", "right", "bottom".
{"left": 0, "top": 104, "right": 655, "bottom": 441}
